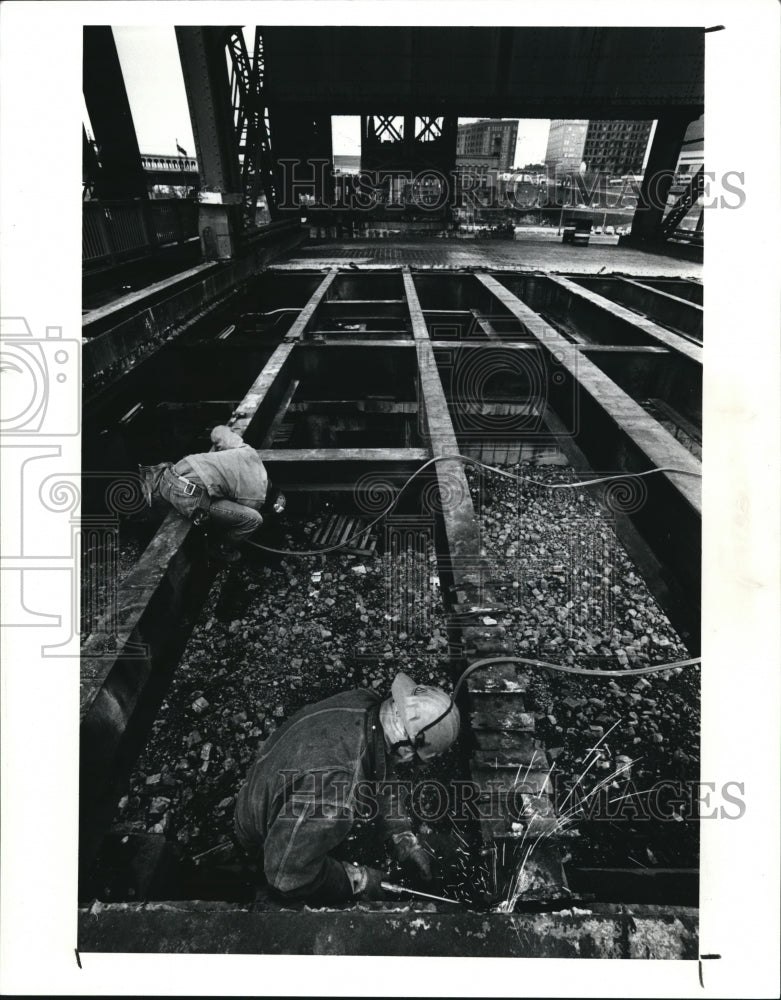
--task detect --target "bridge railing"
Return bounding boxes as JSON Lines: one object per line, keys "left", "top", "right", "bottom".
{"left": 83, "top": 199, "right": 199, "bottom": 267}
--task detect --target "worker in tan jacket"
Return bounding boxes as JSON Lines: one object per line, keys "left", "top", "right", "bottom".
{"left": 140, "top": 425, "right": 284, "bottom": 561}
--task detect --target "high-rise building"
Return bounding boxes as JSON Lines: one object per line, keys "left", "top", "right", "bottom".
{"left": 544, "top": 120, "right": 589, "bottom": 173}
{"left": 545, "top": 119, "right": 653, "bottom": 175}
{"left": 582, "top": 120, "right": 653, "bottom": 175}
{"left": 456, "top": 119, "right": 519, "bottom": 173}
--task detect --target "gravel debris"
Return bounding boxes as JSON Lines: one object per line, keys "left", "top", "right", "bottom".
{"left": 112, "top": 522, "right": 450, "bottom": 861}
{"left": 466, "top": 458, "right": 700, "bottom": 866}
{"left": 110, "top": 457, "right": 700, "bottom": 875}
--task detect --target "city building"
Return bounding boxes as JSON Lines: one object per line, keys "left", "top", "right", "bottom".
{"left": 456, "top": 119, "right": 519, "bottom": 173}
{"left": 544, "top": 120, "right": 589, "bottom": 173}
{"left": 582, "top": 120, "right": 653, "bottom": 175}
{"left": 545, "top": 119, "right": 653, "bottom": 176}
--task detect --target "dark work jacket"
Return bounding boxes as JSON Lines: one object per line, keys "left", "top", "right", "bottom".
{"left": 233, "top": 689, "right": 411, "bottom": 903}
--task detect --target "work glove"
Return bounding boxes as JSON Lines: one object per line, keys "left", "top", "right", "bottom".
{"left": 344, "top": 863, "right": 387, "bottom": 900}
{"left": 273, "top": 491, "right": 286, "bottom": 515}
{"left": 390, "top": 831, "right": 433, "bottom": 884}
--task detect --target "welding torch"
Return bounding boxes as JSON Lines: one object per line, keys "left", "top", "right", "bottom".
{"left": 380, "top": 881, "right": 462, "bottom": 906}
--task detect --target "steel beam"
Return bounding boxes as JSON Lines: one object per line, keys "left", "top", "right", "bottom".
{"left": 259, "top": 448, "right": 431, "bottom": 490}
{"left": 306, "top": 339, "right": 414, "bottom": 348}
{"left": 401, "top": 269, "right": 565, "bottom": 862}
{"left": 637, "top": 278, "right": 703, "bottom": 305}
{"left": 630, "top": 114, "right": 696, "bottom": 243}
{"left": 545, "top": 275, "right": 703, "bottom": 364}
{"left": 257, "top": 448, "right": 428, "bottom": 461}
{"left": 661, "top": 166, "right": 705, "bottom": 237}
{"left": 176, "top": 27, "right": 242, "bottom": 258}
{"left": 559, "top": 276, "right": 703, "bottom": 345}
{"left": 612, "top": 276, "right": 703, "bottom": 341}
{"left": 226, "top": 28, "right": 279, "bottom": 225}
{"left": 476, "top": 274, "right": 701, "bottom": 509}
{"left": 404, "top": 267, "right": 487, "bottom": 594}
{"left": 228, "top": 270, "right": 336, "bottom": 441}
{"left": 83, "top": 27, "right": 148, "bottom": 200}
{"left": 262, "top": 27, "right": 703, "bottom": 120}
{"left": 475, "top": 273, "right": 701, "bottom": 650}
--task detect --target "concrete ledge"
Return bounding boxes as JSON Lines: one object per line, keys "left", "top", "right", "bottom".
{"left": 77, "top": 901, "right": 698, "bottom": 958}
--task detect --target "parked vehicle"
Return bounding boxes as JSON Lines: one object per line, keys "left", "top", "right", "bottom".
{"left": 561, "top": 208, "right": 594, "bottom": 246}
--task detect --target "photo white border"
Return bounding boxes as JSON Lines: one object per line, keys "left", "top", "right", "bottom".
{"left": 1, "top": 1, "right": 779, "bottom": 996}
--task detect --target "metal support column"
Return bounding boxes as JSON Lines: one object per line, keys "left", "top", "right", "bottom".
{"left": 269, "top": 111, "right": 334, "bottom": 213}
{"left": 83, "top": 27, "right": 148, "bottom": 200}
{"left": 630, "top": 114, "right": 696, "bottom": 243}
{"left": 176, "top": 27, "right": 242, "bottom": 259}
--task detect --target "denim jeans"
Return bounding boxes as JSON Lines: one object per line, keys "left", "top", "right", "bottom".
{"left": 159, "top": 468, "right": 262, "bottom": 544}
{"left": 209, "top": 499, "right": 263, "bottom": 544}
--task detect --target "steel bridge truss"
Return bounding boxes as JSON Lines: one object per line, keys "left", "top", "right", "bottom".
{"left": 661, "top": 166, "right": 705, "bottom": 239}
{"left": 415, "top": 116, "right": 444, "bottom": 142}
{"left": 226, "top": 27, "right": 279, "bottom": 226}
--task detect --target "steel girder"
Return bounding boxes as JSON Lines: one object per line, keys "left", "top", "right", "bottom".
{"left": 661, "top": 167, "right": 705, "bottom": 238}
{"left": 226, "top": 27, "right": 279, "bottom": 225}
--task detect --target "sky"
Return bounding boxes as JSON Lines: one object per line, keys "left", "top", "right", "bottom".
{"left": 107, "top": 27, "right": 551, "bottom": 166}
{"left": 112, "top": 26, "right": 194, "bottom": 155}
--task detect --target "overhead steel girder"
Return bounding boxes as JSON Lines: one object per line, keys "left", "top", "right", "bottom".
{"left": 261, "top": 27, "right": 704, "bottom": 118}
{"left": 83, "top": 27, "right": 148, "bottom": 200}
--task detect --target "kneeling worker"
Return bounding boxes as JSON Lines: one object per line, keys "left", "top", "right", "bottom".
{"left": 140, "top": 425, "right": 284, "bottom": 561}
{"left": 233, "top": 672, "right": 461, "bottom": 905}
